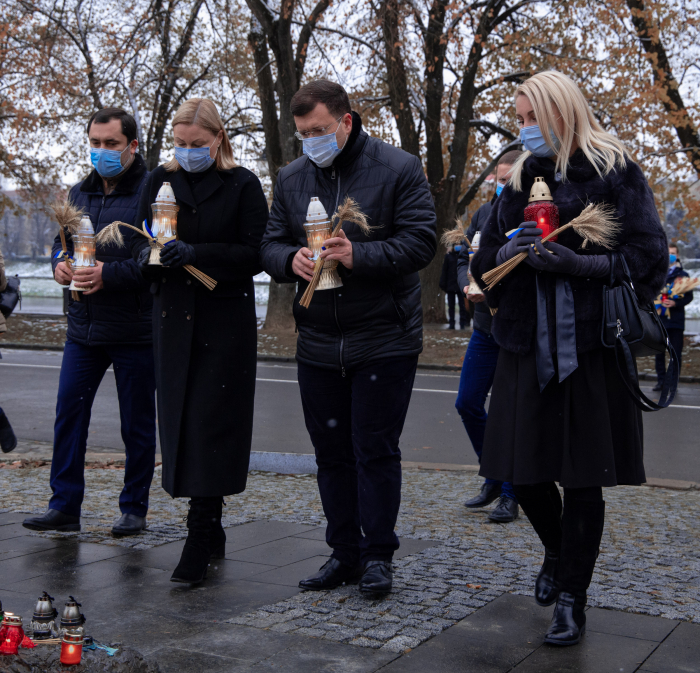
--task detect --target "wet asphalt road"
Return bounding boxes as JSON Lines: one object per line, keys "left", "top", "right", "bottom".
{"left": 1, "top": 348, "right": 699, "bottom": 482}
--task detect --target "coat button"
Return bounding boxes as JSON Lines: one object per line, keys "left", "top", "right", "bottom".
{"left": 162, "top": 311, "right": 167, "bottom": 317}
{"left": 192, "top": 208, "right": 196, "bottom": 213}
{"left": 186, "top": 314, "right": 192, "bottom": 320}
{"left": 162, "top": 277, "right": 167, "bottom": 283}
{"left": 186, "top": 279, "right": 191, "bottom": 285}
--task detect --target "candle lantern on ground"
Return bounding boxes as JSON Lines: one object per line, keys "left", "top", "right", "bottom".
{"left": 149, "top": 182, "right": 179, "bottom": 265}
{"left": 303, "top": 197, "right": 342, "bottom": 290}
{"left": 59, "top": 597, "right": 85, "bottom": 636}
{"left": 68, "top": 216, "right": 96, "bottom": 291}
{"left": 60, "top": 630, "right": 83, "bottom": 665}
{"left": 30, "top": 592, "right": 58, "bottom": 640}
{"left": 524, "top": 177, "right": 559, "bottom": 242}
{"left": 0, "top": 614, "right": 24, "bottom": 655}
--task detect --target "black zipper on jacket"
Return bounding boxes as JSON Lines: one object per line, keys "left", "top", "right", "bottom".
{"left": 331, "top": 169, "right": 345, "bottom": 377}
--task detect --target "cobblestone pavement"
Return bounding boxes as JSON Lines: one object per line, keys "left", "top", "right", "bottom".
{"left": 1, "top": 465, "right": 698, "bottom": 652}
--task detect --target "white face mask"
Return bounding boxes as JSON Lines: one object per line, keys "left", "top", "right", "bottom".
{"left": 302, "top": 126, "right": 347, "bottom": 168}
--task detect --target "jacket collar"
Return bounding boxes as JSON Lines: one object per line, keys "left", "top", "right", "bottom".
{"left": 168, "top": 164, "right": 224, "bottom": 208}
{"left": 80, "top": 153, "right": 147, "bottom": 195}
{"left": 523, "top": 149, "right": 600, "bottom": 183}
{"left": 333, "top": 111, "right": 365, "bottom": 170}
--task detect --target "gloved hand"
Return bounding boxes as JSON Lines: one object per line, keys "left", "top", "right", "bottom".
{"left": 496, "top": 221, "right": 543, "bottom": 265}
{"left": 160, "top": 240, "right": 196, "bottom": 268}
{"left": 526, "top": 240, "right": 610, "bottom": 277}
{"left": 137, "top": 247, "right": 150, "bottom": 269}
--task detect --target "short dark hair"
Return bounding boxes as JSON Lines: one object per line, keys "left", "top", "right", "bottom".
{"left": 87, "top": 107, "right": 138, "bottom": 144}
{"left": 291, "top": 80, "right": 351, "bottom": 119}
{"left": 497, "top": 149, "right": 523, "bottom": 167}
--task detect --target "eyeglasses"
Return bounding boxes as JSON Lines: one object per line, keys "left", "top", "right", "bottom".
{"left": 294, "top": 116, "right": 343, "bottom": 141}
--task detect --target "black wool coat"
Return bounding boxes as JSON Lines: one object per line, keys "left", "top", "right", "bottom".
{"left": 260, "top": 112, "right": 437, "bottom": 372}
{"left": 471, "top": 152, "right": 668, "bottom": 355}
{"left": 52, "top": 155, "right": 152, "bottom": 346}
{"left": 132, "top": 164, "right": 268, "bottom": 498}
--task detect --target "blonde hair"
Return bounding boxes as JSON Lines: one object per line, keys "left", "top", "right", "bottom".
{"left": 164, "top": 98, "right": 237, "bottom": 172}
{"left": 510, "top": 71, "right": 628, "bottom": 190}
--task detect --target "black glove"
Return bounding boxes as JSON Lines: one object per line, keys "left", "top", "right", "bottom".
{"left": 160, "top": 240, "right": 196, "bottom": 268}
{"left": 496, "top": 221, "right": 543, "bottom": 265}
{"left": 526, "top": 240, "right": 610, "bottom": 277}
{"left": 137, "top": 247, "right": 151, "bottom": 269}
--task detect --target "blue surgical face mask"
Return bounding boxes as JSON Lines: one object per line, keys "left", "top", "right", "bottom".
{"left": 455, "top": 245, "right": 462, "bottom": 252}
{"left": 496, "top": 183, "right": 504, "bottom": 197}
{"left": 90, "top": 147, "right": 129, "bottom": 178}
{"left": 302, "top": 128, "right": 347, "bottom": 168}
{"left": 175, "top": 146, "right": 216, "bottom": 173}
{"left": 519, "top": 125, "right": 560, "bottom": 158}
{"left": 669, "top": 254, "right": 677, "bottom": 264}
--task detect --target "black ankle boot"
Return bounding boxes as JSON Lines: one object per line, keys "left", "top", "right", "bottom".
{"left": 535, "top": 549, "right": 559, "bottom": 606}
{"left": 171, "top": 498, "right": 217, "bottom": 584}
{"left": 210, "top": 498, "right": 226, "bottom": 560}
{"left": 545, "top": 591, "right": 586, "bottom": 645}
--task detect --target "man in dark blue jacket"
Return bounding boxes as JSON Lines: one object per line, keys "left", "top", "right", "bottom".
{"left": 654, "top": 244, "right": 695, "bottom": 391}
{"left": 23, "top": 108, "right": 156, "bottom": 537}
{"left": 455, "top": 150, "right": 521, "bottom": 523}
{"left": 261, "top": 80, "right": 436, "bottom": 595}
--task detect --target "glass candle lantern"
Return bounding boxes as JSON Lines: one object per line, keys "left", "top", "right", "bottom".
{"left": 149, "top": 182, "right": 180, "bottom": 264}
{"left": 68, "top": 216, "right": 96, "bottom": 291}
{"left": 60, "top": 630, "right": 83, "bottom": 665}
{"left": 30, "top": 591, "right": 57, "bottom": 641}
{"left": 0, "top": 614, "right": 24, "bottom": 655}
{"left": 467, "top": 231, "right": 483, "bottom": 296}
{"left": 59, "top": 596, "right": 85, "bottom": 635}
{"left": 303, "top": 197, "right": 343, "bottom": 291}
{"left": 524, "top": 177, "right": 559, "bottom": 242}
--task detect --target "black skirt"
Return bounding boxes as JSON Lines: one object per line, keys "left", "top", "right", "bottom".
{"left": 480, "top": 347, "right": 645, "bottom": 488}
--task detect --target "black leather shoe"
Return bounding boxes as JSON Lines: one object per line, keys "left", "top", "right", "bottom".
{"left": 112, "top": 513, "right": 147, "bottom": 537}
{"left": 359, "top": 560, "right": 393, "bottom": 595}
{"left": 535, "top": 550, "right": 559, "bottom": 606}
{"left": 488, "top": 496, "right": 519, "bottom": 523}
{"left": 299, "top": 558, "right": 361, "bottom": 590}
{"left": 0, "top": 414, "right": 17, "bottom": 454}
{"left": 652, "top": 381, "right": 664, "bottom": 392}
{"left": 22, "top": 509, "right": 80, "bottom": 532}
{"left": 544, "top": 591, "right": 586, "bottom": 646}
{"left": 464, "top": 482, "right": 501, "bottom": 508}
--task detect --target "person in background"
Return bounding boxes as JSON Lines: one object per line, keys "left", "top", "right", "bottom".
{"left": 654, "top": 244, "right": 694, "bottom": 391}
{"left": 132, "top": 98, "right": 269, "bottom": 585}
{"left": 261, "top": 80, "right": 436, "bottom": 596}
{"left": 23, "top": 108, "right": 155, "bottom": 537}
{"left": 455, "top": 150, "right": 522, "bottom": 523}
{"left": 0, "top": 243, "right": 17, "bottom": 454}
{"left": 439, "top": 244, "right": 470, "bottom": 329}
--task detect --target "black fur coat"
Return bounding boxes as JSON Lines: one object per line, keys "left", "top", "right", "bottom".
{"left": 471, "top": 151, "right": 668, "bottom": 355}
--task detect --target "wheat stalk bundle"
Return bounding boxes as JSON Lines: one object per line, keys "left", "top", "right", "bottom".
{"left": 441, "top": 220, "right": 469, "bottom": 249}
{"left": 299, "top": 197, "right": 371, "bottom": 309}
{"left": 96, "top": 221, "right": 217, "bottom": 290}
{"left": 49, "top": 199, "right": 86, "bottom": 301}
{"left": 670, "top": 276, "right": 700, "bottom": 295}
{"left": 481, "top": 203, "right": 620, "bottom": 291}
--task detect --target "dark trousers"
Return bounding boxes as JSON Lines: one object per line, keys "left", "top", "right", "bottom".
{"left": 455, "top": 329, "right": 515, "bottom": 500}
{"left": 447, "top": 292, "right": 469, "bottom": 328}
{"left": 297, "top": 356, "right": 418, "bottom": 565}
{"left": 655, "top": 328, "right": 684, "bottom": 382}
{"left": 49, "top": 339, "right": 157, "bottom": 518}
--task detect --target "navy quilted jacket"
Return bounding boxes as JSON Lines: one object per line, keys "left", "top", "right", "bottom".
{"left": 51, "top": 154, "right": 152, "bottom": 345}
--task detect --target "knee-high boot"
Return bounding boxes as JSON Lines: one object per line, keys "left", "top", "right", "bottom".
{"left": 513, "top": 483, "right": 562, "bottom": 606}
{"left": 171, "top": 497, "right": 218, "bottom": 584}
{"left": 545, "top": 499, "right": 605, "bottom": 646}
{"left": 210, "top": 498, "right": 226, "bottom": 560}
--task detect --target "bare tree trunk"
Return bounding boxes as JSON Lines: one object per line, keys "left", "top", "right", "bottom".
{"left": 626, "top": 0, "right": 700, "bottom": 176}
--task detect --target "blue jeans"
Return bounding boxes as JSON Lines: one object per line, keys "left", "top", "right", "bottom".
{"left": 455, "top": 329, "right": 515, "bottom": 501}
{"left": 49, "top": 339, "right": 157, "bottom": 518}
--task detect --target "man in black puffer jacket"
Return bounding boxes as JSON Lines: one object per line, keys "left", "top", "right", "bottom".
{"left": 261, "top": 80, "right": 436, "bottom": 595}
{"left": 23, "top": 108, "right": 156, "bottom": 538}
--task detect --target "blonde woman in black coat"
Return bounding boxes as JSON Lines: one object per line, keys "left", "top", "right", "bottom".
{"left": 472, "top": 71, "right": 667, "bottom": 645}
{"left": 132, "top": 98, "right": 268, "bottom": 584}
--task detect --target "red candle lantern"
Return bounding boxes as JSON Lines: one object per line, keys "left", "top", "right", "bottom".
{"left": 524, "top": 177, "right": 559, "bottom": 242}
{"left": 0, "top": 614, "right": 24, "bottom": 655}
{"left": 60, "top": 630, "right": 83, "bottom": 665}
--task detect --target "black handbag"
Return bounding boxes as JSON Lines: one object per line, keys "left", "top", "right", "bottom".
{"left": 0, "top": 274, "right": 21, "bottom": 318}
{"left": 602, "top": 253, "right": 677, "bottom": 411}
